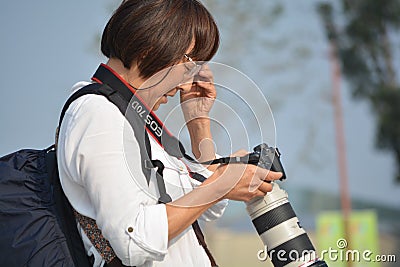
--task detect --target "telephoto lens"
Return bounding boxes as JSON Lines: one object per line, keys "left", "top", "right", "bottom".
{"left": 246, "top": 144, "right": 328, "bottom": 267}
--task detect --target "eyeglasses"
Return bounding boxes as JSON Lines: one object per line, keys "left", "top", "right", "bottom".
{"left": 183, "top": 54, "right": 202, "bottom": 77}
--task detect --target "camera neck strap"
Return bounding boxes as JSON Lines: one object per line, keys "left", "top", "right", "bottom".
{"left": 92, "top": 64, "right": 186, "bottom": 159}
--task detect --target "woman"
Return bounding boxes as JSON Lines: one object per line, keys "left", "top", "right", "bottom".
{"left": 57, "top": 0, "right": 282, "bottom": 266}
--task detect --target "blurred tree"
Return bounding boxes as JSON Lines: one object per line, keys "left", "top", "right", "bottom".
{"left": 318, "top": 0, "right": 400, "bottom": 182}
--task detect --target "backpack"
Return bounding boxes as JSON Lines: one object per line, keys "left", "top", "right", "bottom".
{"left": 0, "top": 83, "right": 115, "bottom": 266}
{"left": 0, "top": 146, "right": 91, "bottom": 266}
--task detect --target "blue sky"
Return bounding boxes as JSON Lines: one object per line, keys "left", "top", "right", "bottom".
{"left": 0, "top": 1, "right": 113, "bottom": 150}
{"left": 1, "top": 0, "right": 399, "bottom": 210}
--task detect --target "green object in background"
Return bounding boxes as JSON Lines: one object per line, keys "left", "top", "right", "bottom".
{"left": 316, "top": 210, "right": 380, "bottom": 267}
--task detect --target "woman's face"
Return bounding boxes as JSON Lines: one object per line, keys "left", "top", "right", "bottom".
{"left": 135, "top": 53, "right": 201, "bottom": 111}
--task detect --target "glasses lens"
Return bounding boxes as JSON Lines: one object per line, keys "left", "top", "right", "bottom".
{"left": 186, "top": 62, "right": 201, "bottom": 77}
{"left": 184, "top": 55, "right": 202, "bottom": 77}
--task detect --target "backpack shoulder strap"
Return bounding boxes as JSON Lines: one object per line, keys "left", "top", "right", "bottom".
{"left": 59, "top": 82, "right": 153, "bottom": 182}
{"left": 58, "top": 83, "right": 104, "bottom": 128}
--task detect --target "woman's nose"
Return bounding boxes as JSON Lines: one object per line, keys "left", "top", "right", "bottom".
{"left": 165, "top": 87, "right": 179, "bottom": 96}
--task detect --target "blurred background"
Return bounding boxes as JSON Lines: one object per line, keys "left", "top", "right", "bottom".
{"left": 0, "top": 0, "right": 399, "bottom": 266}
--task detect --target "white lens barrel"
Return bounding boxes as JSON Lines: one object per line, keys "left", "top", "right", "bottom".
{"left": 259, "top": 217, "right": 306, "bottom": 249}
{"left": 246, "top": 183, "right": 327, "bottom": 267}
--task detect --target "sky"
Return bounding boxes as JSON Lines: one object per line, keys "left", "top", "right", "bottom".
{"left": 1, "top": 0, "right": 399, "bottom": 213}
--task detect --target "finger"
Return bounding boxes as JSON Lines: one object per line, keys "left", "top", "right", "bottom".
{"left": 257, "top": 181, "right": 273, "bottom": 194}
{"left": 197, "top": 70, "right": 213, "bottom": 81}
{"left": 230, "top": 149, "right": 249, "bottom": 157}
{"left": 253, "top": 189, "right": 267, "bottom": 199}
{"left": 198, "top": 64, "right": 213, "bottom": 77}
{"left": 264, "top": 170, "right": 283, "bottom": 182}
{"left": 194, "top": 70, "right": 215, "bottom": 92}
{"left": 255, "top": 166, "right": 282, "bottom": 181}
{"left": 195, "top": 80, "right": 214, "bottom": 91}
{"left": 194, "top": 79, "right": 216, "bottom": 97}
{"left": 196, "top": 66, "right": 214, "bottom": 84}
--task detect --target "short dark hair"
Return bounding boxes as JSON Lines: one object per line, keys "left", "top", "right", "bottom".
{"left": 101, "top": 0, "right": 220, "bottom": 79}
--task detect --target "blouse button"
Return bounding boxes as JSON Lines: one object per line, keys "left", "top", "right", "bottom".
{"left": 127, "top": 227, "right": 134, "bottom": 233}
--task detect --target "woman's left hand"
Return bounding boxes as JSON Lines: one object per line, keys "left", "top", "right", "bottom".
{"left": 180, "top": 64, "right": 216, "bottom": 122}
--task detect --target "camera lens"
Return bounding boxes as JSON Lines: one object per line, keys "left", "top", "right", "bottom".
{"left": 247, "top": 183, "right": 327, "bottom": 267}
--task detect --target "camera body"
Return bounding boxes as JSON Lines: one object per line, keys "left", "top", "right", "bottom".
{"left": 245, "top": 143, "right": 327, "bottom": 267}
{"left": 247, "top": 143, "right": 286, "bottom": 180}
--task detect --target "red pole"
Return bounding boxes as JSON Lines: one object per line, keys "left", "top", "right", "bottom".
{"left": 329, "top": 41, "right": 352, "bottom": 266}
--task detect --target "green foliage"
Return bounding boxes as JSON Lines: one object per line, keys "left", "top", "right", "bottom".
{"left": 318, "top": 0, "right": 400, "bottom": 182}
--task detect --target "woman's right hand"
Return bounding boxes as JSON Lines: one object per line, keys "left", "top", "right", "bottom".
{"left": 213, "top": 150, "right": 283, "bottom": 202}
{"left": 166, "top": 150, "right": 282, "bottom": 240}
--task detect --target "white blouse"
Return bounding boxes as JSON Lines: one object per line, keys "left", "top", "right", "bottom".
{"left": 57, "top": 81, "right": 228, "bottom": 267}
